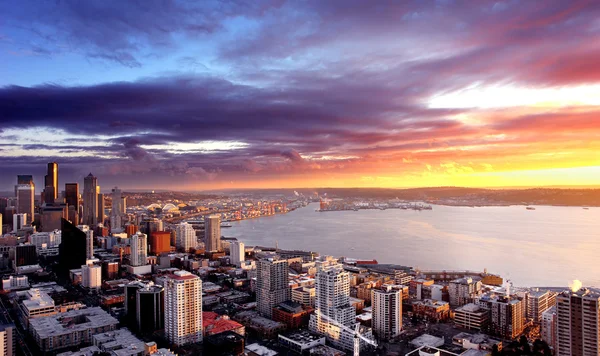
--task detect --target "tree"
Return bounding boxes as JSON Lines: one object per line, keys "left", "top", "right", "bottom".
{"left": 491, "top": 344, "right": 501, "bottom": 356}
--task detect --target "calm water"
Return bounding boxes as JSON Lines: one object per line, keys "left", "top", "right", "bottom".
{"left": 226, "top": 203, "right": 600, "bottom": 287}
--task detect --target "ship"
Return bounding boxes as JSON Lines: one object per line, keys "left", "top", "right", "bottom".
{"left": 526, "top": 206, "right": 536, "bottom": 210}
{"left": 220, "top": 222, "right": 232, "bottom": 228}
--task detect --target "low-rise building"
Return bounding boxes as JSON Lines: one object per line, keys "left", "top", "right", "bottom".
{"left": 234, "top": 311, "right": 286, "bottom": 339}
{"left": 292, "top": 286, "right": 315, "bottom": 307}
{"left": 452, "top": 332, "right": 502, "bottom": 351}
{"left": 412, "top": 299, "right": 450, "bottom": 321}
{"left": 278, "top": 330, "right": 326, "bottom": 354}
{"left": 454, "top": 303, "right": 489, "bottom": 331}
{"left": 29, "top": 307, "right": 119, "bottom": 352}
{"left": 2, "top": 275, "right": 28, "bottom": 291}
{"left": 272, "top": 301, "right": 313, "bottom": 329}
{"left": 541, "top": 306, "right": 557, "bottom": 350}
{"left": 203, "top": 312, "right": 245, "bottom": 337}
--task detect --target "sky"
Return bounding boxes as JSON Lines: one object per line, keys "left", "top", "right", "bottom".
{"left": 1, "top": 0, "right": 600, "bottom": 192}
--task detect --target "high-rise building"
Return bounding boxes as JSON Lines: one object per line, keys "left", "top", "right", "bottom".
{"left": 121, "top": 196, "right": 127, "bottom": 215}
{"left": 65, "top": 183, "right": 79, "bottom": 224}
{"left": 137, "top": 283, "right": 164, "bottom": 334}
{"left": 141, "top": 218, "right": 163, "bottom": 236}
{"left": 149, "top": 231, "right": 171, "bottom": 255}
{"left": 477, "top": 294, "right": 525, "bottom": 339}
{"left": 0, "top": 213, "right": 2, "bottom": 234}
{"left": 527, "top": 289, "right": 556, "bottom": 323}
{"left": 12, "top": 214, "right": 27, "bottom": 232}
{"left": 130, "top": 232, "right": 148, "bottom": 266}
{"left": 58, "top": 218, "right": 87, "bottom": 272}
{"left": 16, "top": 184, "right": 34, "bottom": 225}
{"left": 256, "top": 258, "right": 290, "bottom": 318}
{"left": 309, "top": 256, "right": 374, "bottom": 351}
{"left": 14, "top": 244, "right": 37, "bottom": 267}
{"left": 204, "top": 215, "right": 222, "bottom": 252}
{"left": 40, "top": 204, "right": 66, "bottom": 232}
{"left": 541, "top": 306, "right": 557, "bottom": 350}
{"left": 102, "top": 261, "right": 119, "bottom": 280}
{"left": 449, "top": 277, "right": 482, "bottom": 307}
{"left": 97, "top": 191, "right": 105, "bottom": 225}
{"left": 77, "top": 225, "right": 94, "bottom": 260}
{"left": 175, "top": 222, "right": 196, "bottom": 252}
{"left": 83, "top": 173, "right": 98, "bottom": 226}
{"left": 81, "top": 263, "right": 102, "bottom": 289}
{"left": 43, "top": 162, "right": 58, "bottom": 205}
{"left": 15, "top": 175, "right": 33, "bottom": 197}
{"left": 556, "top": 288, "right": 600, "bottom": 356}
{"left": 0, "top": 321, "right": 15, "bottom": 356}
{"left": 230, "top": 241, "right": 245, "bottom": 266}
{"left": 110, "top": 187, "right": 123, "bottom": 231}
{"left": 372, "top": 285, "right": 402, "bottom": 340}
{"left": 164, "top": 270, "right": 202, "bottom": 346}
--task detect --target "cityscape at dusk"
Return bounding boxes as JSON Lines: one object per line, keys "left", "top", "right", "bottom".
{"left": 1, "top": 1, "right": 599, "bottom": 356}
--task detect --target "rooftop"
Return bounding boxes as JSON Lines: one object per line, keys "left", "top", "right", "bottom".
{"left": 279, "top": 330, "right": 325, "bottom": 344}
{"left": 92, "top": 328, "right": 145, "bottom": 356}
{"left": 456, "top": 303, "right": 485, "bottom": 313}
{"left": 29, "top": 307, "right": 119, "bottom": 338}
{"left": 21, "top": 288, "right": 55, "bottom": 311}
{"left": 410, "top": 334, "right": 445, "bottom": 348}
{"left": 246, "top": 343, "right": 278, "bottom": 356}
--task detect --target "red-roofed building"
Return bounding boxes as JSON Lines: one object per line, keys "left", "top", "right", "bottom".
{"left": 356, "top": 260, "right": 378, "bottom": 265}
{"left": 203, "top": 312, "right": 245, "bottom": 337}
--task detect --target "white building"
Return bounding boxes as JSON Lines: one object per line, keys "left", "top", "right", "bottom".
{"left": 372, "top": 285, "right": 402, "bottom": 340}
{"left": 541, "top": 306, "right": 557, "bottom": 350}
{"left": 81, "top": 264, "right": 102, "bottom": 289}
{"left": 292, "top": 286, "right": 316, "bottom": 307}
{"left": 256, "top": 258, "right": 290, "bottom": 318}
{"left": 12, "top": 214, "right": 27, "bottom": 232}
{"left": 175, "top": 222, "right": 196, "bottom": 252}
{"left": 0, "top": 323, "right": 15, "bottom": 356}
{"left": 309, "top": 256, "right": 374, "bottom": 351}
{"left": 556, "top": 288, "right": 600, "bottom": 356}
{"left": 164, "top": 270, "right": 202, "bottom": 346}
{"left": 230, "top": 241, "right": 245, "bottom": 266}
{"left": 527, "top": 289, "right": 556, "bottom": 323}
{"left": 77, "top": 225, "right": 94, "bottom": 260}
{"left": 29, "top": 231, "right": 62, "bottom": 249}
{"left": 130, "top": 232, "right": 148, "bottom": 267}
{"left": 2, "top": 275, "right": 29, "bottom": 291}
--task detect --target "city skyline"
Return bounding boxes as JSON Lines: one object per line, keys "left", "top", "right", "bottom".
{"left": 1, "top": 1, "right": 600, "bottom": 190}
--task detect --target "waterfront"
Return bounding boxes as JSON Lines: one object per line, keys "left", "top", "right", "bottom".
{"left": 227, "top": 203, "right": 600, "bottom": 287}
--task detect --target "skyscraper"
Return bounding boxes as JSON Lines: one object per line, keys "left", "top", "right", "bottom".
{"left": 477, "top": 294, "right": 525, "bottom": 339}
{"left": 137, "top": 283, "right": 164, "bottom": 334}
{"left": 83, "top": 173, "right": 98, "bottom": 226}
{"left": 164, "top": 270, "right": 202, "bottom": 346}
{"left": 230, "top": 241, "right": 245, "bottom": 266}
{"left": 65, "top": 183, "right": 79, "bottom": 224}
{"left": 527, "top": 289, "right": 556, "bottom": 323}
{"left": 97, "top": 191, "right": 105, "bottom": 225}
{"left": 556, "top": 287, "right": 600, "bottom": 356}
{"left": 77, "top": 225, "right": 94, "bottom": 260}
{"left": 43, "top": 162, "right": 58, "bottom": 205}
{"left": 12, "top": 214, "right": 27, "bottom": 232}
{"left": 81, "top": 263, "right": 102, "bottom": 289}
{"left": 149, "top": 231, "right": 171, "bottom": 255}
{"left": 204, "top": 214, "right": 222, "bottom": 252}
{"left": 130, "top": 232, "right": 148, "bottom": 266}
{"left": 16, "top": 184, "right": 34, "bottom": 225}
{"left": 175, "top": 222, "right": 196, "bottom": 252}
{"left": 309, "top": 256, "right": 372, "bottom": 351}
{"left": 372, "top": 285, "right": 402, "bottom": 340}
{"left": 110, "top": 187, "right": 123, "bottom": 231}
{"left": 256, "top": 258, "right": 290, "bottom": 318}
{"left": 58, "top": 218, "right": 88, "bottom": 272}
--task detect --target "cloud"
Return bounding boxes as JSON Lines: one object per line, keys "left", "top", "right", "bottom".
{"left": 281, "top": 149, "right": 304, "bottom": 163}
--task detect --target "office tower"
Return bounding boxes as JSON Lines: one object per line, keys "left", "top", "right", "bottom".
{"left": 97, "top": 191, "right": 105, "bottom": 225}
{"left": 372, "top": 285, "right": 402, "bottom": 340}
{"left": 15, "top": 175, "right": 33, "bottom": 197}
{"left": 204, "top": 214, "right": 222, "bottom": 252}
{"left": 121, "top": 196, "right": 127, "bottom": 215}
{"left": 256, "top": 258, "right": 290, "bottom": 318}
{"left": 149, "top": 231, "right": 171, "bottom": 255}
{"left": 0, "top": 321, "right": 15, "bottom": 356}
{"left": 449, "top": 277, "right": 483, "bottom": 307}
{"left": 125, "top": 282, "right": 144, "bottom": 327}
{"left": 110, "top": 187, "right": 123, "bottom": 231}
{"left": 175, "top": 222, "right": 196, "bottom": 252}
{"left": 83, "top": 173, "right": 98, "bottom": 226}
{"left": 125, "top": 224, "right": 138, "bottom": 237}
{"left": 16, "top": 184, "right": 34, "bottom": 225}
{"left": 141, "top": 218, "right": 163, "bottom": 236}
{"left": 4, "top": 207, "right": 15, "bottom": 232}
{"left": 65, "top": 183, "right": 79, "bottom": 224}
{"left": 477, "top": 294, "right": 525, "bottom": 339}
{"left": 137, "top": 283, "right": 164, "bottom": 334}
{"left": 0, "top": 197, "right": 7, "bottom": 217}
{"left": 81, "top": 263, "right": 102, "bottom": 289}
{"left": 556, "top": 288, "right": 600, "bottom": 356}
{"left": 12, "top": 214, "right": 27, "bottom": 232}
{"left": 230, "top": 241, "right": 245, "bottom": 266}
{"left": 130, "top": 232, "right": 148, "bottom": 266}
{"left": 542, "top": 306, "right": 557, "bottom": 350}
{"left": 527, "top": 289, "right": 556, "bottom": 323}
{"left": 43, "top": 162, "right": 58, "bottom": 204}
{"left": 164, "top": 270, "right": 202, "bottom": 346}
{"left": 0, "top": 213, "right": 2, "bottom": 234}
{"left": 58, "top": 218, "right": 88, "bottom": 272}
{"left": 101, "top": 261, "right": 119, "bottom": 280}
{"left": 309, "top": 256, "right": 372, "bottom": 351}
{"left": 40, "top": 204, "right": 66, "bottom": 232}
{"left": 14, "top": 244, "right": 37, "bottom": 267}
{"left": 77, "top": 225, "right": 94, "bottom": 260}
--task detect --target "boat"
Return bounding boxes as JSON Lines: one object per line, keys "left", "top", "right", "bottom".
{"left": 526, "top": 206, "right": 536, "bottom": 210}
{"left": 220, "top": 222, "right": 232, "bottom": 228}
{"left": 583, "top": 207, "right": 590, "bottom": 210}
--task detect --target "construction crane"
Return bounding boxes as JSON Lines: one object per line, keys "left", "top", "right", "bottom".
{"left": 314, "top": 309, "right": 377, "bottom": 356}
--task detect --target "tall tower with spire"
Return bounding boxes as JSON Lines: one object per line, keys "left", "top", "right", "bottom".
{"left": 83, "top": 173, "right": 99, "bottom": 226}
